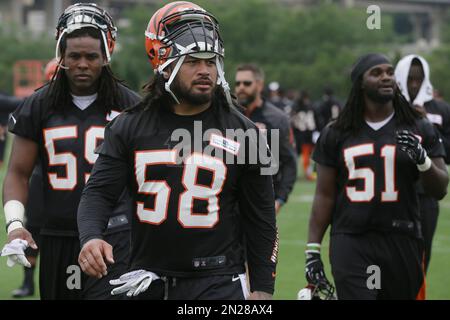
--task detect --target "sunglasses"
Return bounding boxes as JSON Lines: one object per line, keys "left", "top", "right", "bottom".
{"left": 235, "top": 80, "right": 253, "bottom": 87}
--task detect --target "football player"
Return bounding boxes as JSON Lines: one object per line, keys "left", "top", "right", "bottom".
{"left": 11, "top": 58, "right": 58, "bottom": 298}
{"left": 1, "top": 3, "right": 140, "bottom": 299}
{"left": 77, "top": 1, "right": 277, "bottom": 300}
{"left": 234, "top": 64, "right": 297, "bottom": 214}
{"left": 395, "top": 55, "right": 450, "bottom": 273}
{"left": 303, "top": 53, "right": 448, "bottom": 299}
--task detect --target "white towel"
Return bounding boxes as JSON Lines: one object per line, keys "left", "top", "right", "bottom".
{"left": 394, "top": 54, "right": 433, "bottom": 107}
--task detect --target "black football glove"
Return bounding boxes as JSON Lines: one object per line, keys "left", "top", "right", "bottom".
{"left": 305, "top": 251, "right": 332, "bottom": 289}
{"left": 396, "top": 130, "right": 427, "bottom": 165}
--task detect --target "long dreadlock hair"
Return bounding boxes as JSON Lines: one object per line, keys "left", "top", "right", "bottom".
{"left": 46, "top": 27, "right": 123, "bottom": 116}
{"left": 334, "top": 76, "right": 422, "bottom": 135}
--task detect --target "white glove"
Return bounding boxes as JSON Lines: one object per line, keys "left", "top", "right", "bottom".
{"left": 110, "top": 269, "right": 160, "bottom": 297}
{"left": 297, "top": 287, "right": 313, "bottom": 300}
{"left": 1, "top": 239, "right": 31, "bottom": 268}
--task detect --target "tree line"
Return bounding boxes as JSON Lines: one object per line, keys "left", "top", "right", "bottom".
{"left": 1, "top": 0, "right": 450, "bottom": 102}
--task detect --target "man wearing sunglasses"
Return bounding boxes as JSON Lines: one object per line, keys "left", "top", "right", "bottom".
{"left": 235, "top": 64, "right": 297, "bottom": 214}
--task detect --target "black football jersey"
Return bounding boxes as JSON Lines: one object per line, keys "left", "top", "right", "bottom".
{"left": 313, "top": 115, "right": 445, "bottom": 235}
{"left": 80, "top": 104, "right": 278, "bottom": 293}
{"left": 423, "top": 99, "right": 450, "bottom": 164}
{"left": 8, "top": 84, "right": 140, "bottom": 236}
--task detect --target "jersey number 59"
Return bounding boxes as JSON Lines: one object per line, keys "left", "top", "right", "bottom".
{"left": 43, "top": 126, "right": 104, "bottom": 190}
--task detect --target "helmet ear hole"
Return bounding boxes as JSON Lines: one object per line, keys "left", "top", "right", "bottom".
{"left": 149, "top": 49, "right": 156, "bottom": 60}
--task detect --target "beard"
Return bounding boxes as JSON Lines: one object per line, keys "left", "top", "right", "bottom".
{"left": 237, "top": 91, "right": 257, "bottom": 107}
{"left": 365, "top": 86, "right": 394, "bottom": 104}
{"left": 171, "top": 77, "right": 215, "bottom": 105}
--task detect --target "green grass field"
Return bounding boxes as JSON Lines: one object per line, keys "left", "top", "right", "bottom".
{"left": 0, "top": 136, "right": 449, "bottom": 300}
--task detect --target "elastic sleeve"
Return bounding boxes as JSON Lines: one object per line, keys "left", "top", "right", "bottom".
{"left": 238, "top": 133, "right": 277, "bottom": 294}
{"left": 78, "top": 154, "right": 129, "bottom": 246}
{"left": 238, "top": 169, "right": 277, "bottom": 294}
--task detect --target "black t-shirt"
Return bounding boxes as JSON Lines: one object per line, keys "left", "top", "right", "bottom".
{"left": 78, "top": 103, "right": 278, "bottom": 294}
{"left": 9, "top": 83, "right": 140, "bottom": 236}
{"left": 313, "top": 115, "right": 445, "bottom": 235}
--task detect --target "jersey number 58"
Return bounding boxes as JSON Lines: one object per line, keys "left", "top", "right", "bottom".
{"left": 135, "top": 150, "right": 227, "bottom": 229}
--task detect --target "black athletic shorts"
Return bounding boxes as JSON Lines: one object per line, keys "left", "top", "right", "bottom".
{"left": 39, "top": 230, "right": 130, "bottom": 300}
{"left": 83, "top": 231, "right": 130, "bottom": 300}
{"left": 130, "top": 273, "right": 249, "bottom": 300}
{"left": 330, "top": 231, "right": 425, "bottom": 300}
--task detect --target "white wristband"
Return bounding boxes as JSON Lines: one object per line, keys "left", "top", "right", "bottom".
{"left": 306, "top": 243, "right": 321, "bottom": 253}
{"left": 417, "top": 156, "right": 432, "bottom": 172}
{"left": 4, "top": 200, "right": 25, "bottom": 234}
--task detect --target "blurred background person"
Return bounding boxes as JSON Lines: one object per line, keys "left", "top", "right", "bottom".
{"left": 235, "top": 64, "right": 297, "bottom": 214}
{"left": 291, "top": 90, "right": 318, "bottom": 181}
{"left": 395, "top": 54, "right": 450, "bottom": 273}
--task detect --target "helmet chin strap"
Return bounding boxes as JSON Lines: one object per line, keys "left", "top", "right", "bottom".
{"left": 160, "top": 42, "right": 231, "bottom": 106}
{"left": 215, "top": 55, "right": 234, "bottom": 108}
{"left": 163, "top": 55, "right": 186, "bottom": 105}
{"left": 55, "top": 27, "right": 111, "bottom": 70}
{"left": 100, "top": 31, "right": 112, "bottom": 63}
{"left": 55, "top": 29, "right": 69, "bottom": 69}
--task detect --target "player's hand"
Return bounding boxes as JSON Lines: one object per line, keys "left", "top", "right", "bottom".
{"left": 305, "top": 250, "right": 332, "bottom": 290}
{"left": 396, "top": 130, "right": 427, "bottom": 165}
{"left": 275, "top": 200, "right": 282, "bottom": 215}
{"left": 7, "top": 227, "right": 37, "bottom": 249}
{"left": 1, "top": 238, "right": 32, "bottom": 268}
{"left": 110, "top": 269, "right": 160, "bottom": 297}
{"left": 247, "top": 291, "right": 273, "bottom": 300}
{"left": 79, "top": 239, "right": 114, "bottom": 279}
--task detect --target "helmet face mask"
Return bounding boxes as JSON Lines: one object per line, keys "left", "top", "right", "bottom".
{"left": 55, "top": 3, "right": 117, "bottom": 64}
{"left": 298, "top": 282, "right": 337, "bottom": 300}
{"left": 145, "top": 1, "right": 232, "bottom": 106}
